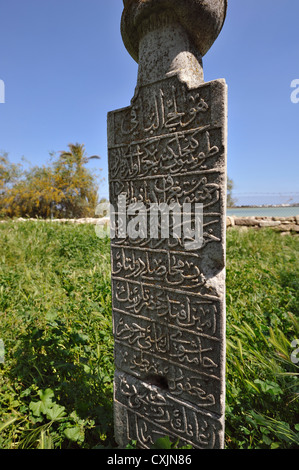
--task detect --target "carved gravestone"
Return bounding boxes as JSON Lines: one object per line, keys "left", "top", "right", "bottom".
{"left": 108, "top": 0, "right": 228, "bottom": 449}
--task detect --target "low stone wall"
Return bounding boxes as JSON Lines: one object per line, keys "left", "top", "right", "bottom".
{"left": 1, "top": 216, "right": 299, "bottom": 234}
{"left": 0, "top": 217, "right": 110, "bottom": 225}
{"left": 226, "top": 215, "right": 299, "bottom": 234}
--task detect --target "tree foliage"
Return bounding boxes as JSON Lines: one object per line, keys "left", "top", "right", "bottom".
{"left": 227, "top": 177, "right": 236, "bottom": 208}
{"left": 0, "top": 144, "right": 100, "bottom": 219}
{"left": 0, "top": 152, "right": 22, "bottom": 191}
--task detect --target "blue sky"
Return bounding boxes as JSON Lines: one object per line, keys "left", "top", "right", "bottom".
{"left": 0, "top": 0, "right": 298, "bottom": 205}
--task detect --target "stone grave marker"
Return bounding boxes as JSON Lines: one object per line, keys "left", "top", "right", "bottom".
{"left": 108, "top": 0, "right": 228, "bottom": 449}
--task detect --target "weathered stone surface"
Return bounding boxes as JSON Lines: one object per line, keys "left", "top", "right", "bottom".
{"left": 258, "top": 220, "right": 282, "bottom": 228}
{"left": 226, "top": 216, "right": 299, "bottom": 233}
{"left": 234, "top": 217, "right": 259, "bottom": 226}
{"left": 114, "top": 370, "right": 224, "bottom": 449}
{"left": 1, "top": 216, "right": 298, "bottom": 232}
{"left": 121, "top": 0, "right": 227, "bottom": 89}
{"left": 108, "top": 74, "right": 227, "bottom": 448}
{"left": 121, "top": 0, "right": 228, "bottom": 62}
{"left": 136, "top": 12, "right": 205, "bottom": 88}
{"left": 226, "top": 216, "right": 235, "bottom": 227}
{"left": 108, "top": 0, "right": 227, "bottom": 449}
{"left": 279, "top": 223, "right": 299, "bottom": 232}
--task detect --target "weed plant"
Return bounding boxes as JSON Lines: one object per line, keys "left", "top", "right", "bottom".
{"left": 0, "top": 221, "right": 298, "bottom": 448}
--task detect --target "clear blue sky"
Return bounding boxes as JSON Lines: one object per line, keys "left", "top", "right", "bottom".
{"left": 1, "top": 0, "right": 298, "bottom": 205}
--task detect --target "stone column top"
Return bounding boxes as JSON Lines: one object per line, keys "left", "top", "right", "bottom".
{"left": 121, "top": 0, "right": 228, "bottom": 63}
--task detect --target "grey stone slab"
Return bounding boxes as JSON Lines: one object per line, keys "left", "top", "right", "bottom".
{"left": 108, "top": 0, "right": 227, "bottom": 449}
{"left": 114, "top": 370, "right": 224, "bottom": 449}
{"left": 108, "top": 75, "right": 227, "bottom": 448}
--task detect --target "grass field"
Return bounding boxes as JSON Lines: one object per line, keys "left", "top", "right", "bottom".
{"left": 0, "top": 221, "right": 298, "bottom": 449}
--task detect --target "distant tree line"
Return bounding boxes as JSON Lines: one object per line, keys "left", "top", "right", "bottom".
{"left": 0, "top": 145, "right": 235, "bottom": 218}
{"left": 0, "top": 143, "right": 100, "bottom": 219}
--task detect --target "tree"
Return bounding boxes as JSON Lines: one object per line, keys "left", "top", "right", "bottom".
{"left": 0, "top": 152, "right": 22, "bottom": 192}
{"left": 0, "top": 152, "right": 24, "bottom": 217}
{"left": 51, "top": 143, "right": 100, "bottom": 218}
{"left": 0, "top": 165, "right": 57, "bottom": 218}
{"left": 227, "top": 177, "right": 236, "bottom": 208}
{"left": 0, "top": 144, "right": 100, "bottom": 219}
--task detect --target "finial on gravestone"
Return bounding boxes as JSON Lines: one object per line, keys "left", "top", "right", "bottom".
{"left": 121, "top": 0, "right": 227, "bottom": 88}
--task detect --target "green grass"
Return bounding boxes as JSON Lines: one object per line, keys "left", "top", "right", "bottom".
{"left": 225, "top": 229, "right": 299, "bottom": 448}
{"left": 0, "top": 221, "right": 298, "bottom": 449}
{"left": 0, "top": 221, "right": 114, "bottom": 448}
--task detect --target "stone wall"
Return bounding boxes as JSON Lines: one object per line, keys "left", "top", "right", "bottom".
{"left": 226, "top": 216, "right": 299, "bottom": 234}
{"left": 2, "top": 216, "right": 298, "bottom": 234}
